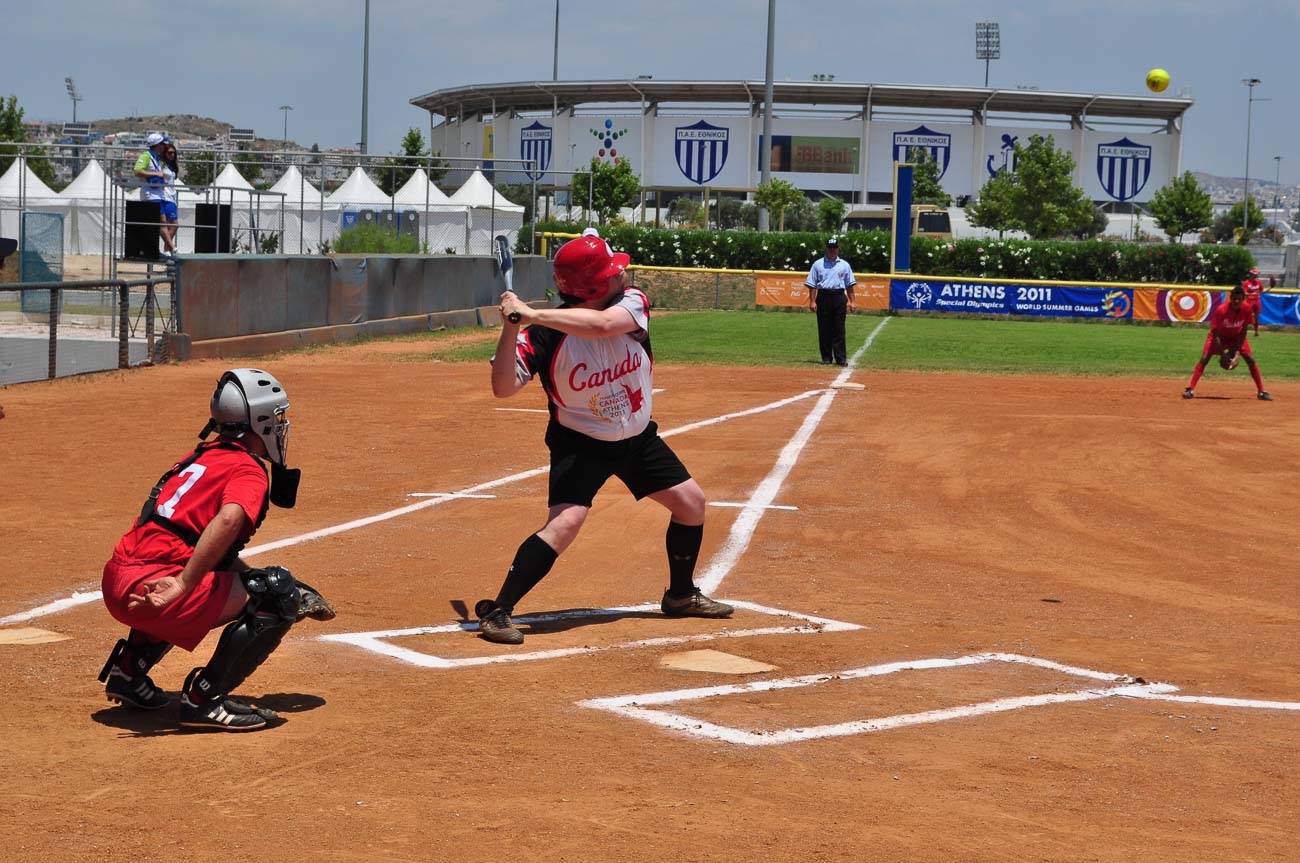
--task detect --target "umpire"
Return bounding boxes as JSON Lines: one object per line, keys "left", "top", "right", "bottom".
{"left": 805, "top": 237, "right": 856, "bottom": 366}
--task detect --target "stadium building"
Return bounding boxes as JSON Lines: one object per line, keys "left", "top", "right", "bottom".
{"left": 411, "top": 79, "right": 1193, "bottom": 207}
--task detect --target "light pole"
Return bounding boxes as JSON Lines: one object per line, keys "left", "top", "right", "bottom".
{"left": 280, "top": 105, "right": 293, "bottom": 150}
{"left": 360, "top": 0, "right": 370, "bottom": 155}
{"left": 1273, "top": 155, "right": 1282, "bottom": 213}
{"left": 975, "top": 22, "right": 1000, "bottom": 88}
{"left": 1242, "top": 78, "right": 1261, "bottom": 239}
{"left": 552, "top": 0, "right": 560, "bottom": 81}
{"left": 64, "top": 77, "right": 82, "bottom": 122}
{"left": 757, "top": 0, "right": 775, "bottom": 232}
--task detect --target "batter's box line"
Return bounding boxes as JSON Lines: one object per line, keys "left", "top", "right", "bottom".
{"left": 575, "top": 652, "right": 1300, "bottom": 747}
{"left": 318, "top": 600, "right": 863, "bottom": 669}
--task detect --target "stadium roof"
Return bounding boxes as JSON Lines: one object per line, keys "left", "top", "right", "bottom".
{"left": 412, "top": 80, "right": 1193, "bottom": 123}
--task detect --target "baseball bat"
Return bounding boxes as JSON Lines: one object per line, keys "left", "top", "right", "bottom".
{"left": 494, "top": 235, "right": 520, "bottom": 324}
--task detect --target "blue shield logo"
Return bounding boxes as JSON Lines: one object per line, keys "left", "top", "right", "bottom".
{"left": 1096, "top": 137, "right": 1152, "bottom": 202}
{"left": 894, "top": 125, "right": 952, "bottom": 178}
{"left": 520, "top": 121, "right": 553, "bottom": 180}
{"left": 675, "top": 120, "right": 729, "bottom": 185}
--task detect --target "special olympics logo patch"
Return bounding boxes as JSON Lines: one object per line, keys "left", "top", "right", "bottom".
{"left": 905, "top": 282, "right": 933, "bottom": 308}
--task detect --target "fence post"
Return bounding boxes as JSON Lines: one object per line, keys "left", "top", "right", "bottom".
{"left": 118, "top": 282, "right": 129, "bottom": 369}
{"left": 47, "top": 287, "right": 59, "bottom": 380}
{"left": 714, "top": 273, "right": 721, "bottom": 309}
{"left": 145, "top": 283, "right": 156, "bottom": 355}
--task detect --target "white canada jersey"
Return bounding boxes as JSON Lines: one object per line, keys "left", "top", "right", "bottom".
{"left": 514, "top": 288, "right": 653, "bottom": 441}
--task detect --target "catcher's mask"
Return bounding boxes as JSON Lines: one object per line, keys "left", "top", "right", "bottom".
{"left": 199, "top": 368, "right": 301, "bottom": 507}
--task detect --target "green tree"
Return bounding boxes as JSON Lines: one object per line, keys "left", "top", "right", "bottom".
{"left": 378, "top": 127, "right": 432, "bottom": 196}
{"left": 668, "top": 196, "right": 703, "bottom": 226}
{"left": 754, "top": 178, "right": 804, "bottom": 231}
{"left": 0, "top": 94, "right": 57, "bottom": 186}
{"left": 907, "top": 148, "right": 952, "bottom": 206}
{"left": 571, "top": 158, "right": 641, "bottom": 224}
{"left": 183, "top": 150, "right": 218, "bottom": 187}
{"left": 817, "top": 197, "right": 846, "bottom": 232}
{"left": 1148, "top": 171, "right": 1214, "bottom": 242}
{"left": 967, "top": 169, "right": 1016, "bottom": 237}
{"left": 1225, "top": 195, "right": 1266, "bottom": 243}
{"left": 785, "top": 195, "right": 818, "bottom": 232}
{"left": 717, "top": 196, "right": 745, "bottom": 229}
{"left": 232, "top": 150, "right": 265, "bottom": 187}
{"left": 1006, "top": 134, "right": 1093, "bottom": 239}
{"left": 1069, "top": 205, "right": 1109, "bottom": 240}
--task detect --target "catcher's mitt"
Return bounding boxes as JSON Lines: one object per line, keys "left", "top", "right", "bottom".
{"left": 294, "top": 579, "right": 336, "bottom": 622}
{"left": 1219, "top": 349, "right": 1240, "bottom": 371}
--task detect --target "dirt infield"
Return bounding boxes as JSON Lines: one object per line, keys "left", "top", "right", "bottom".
{"left": 1, "top": 338, "right": 1298, "bottom": 862}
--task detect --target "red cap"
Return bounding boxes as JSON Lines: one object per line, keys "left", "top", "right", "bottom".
{"left": 553, "top": 235, "right": 630, "bottom": 301}
{"left": 1249, "top": 268, "right": 1260, "bottom": 275}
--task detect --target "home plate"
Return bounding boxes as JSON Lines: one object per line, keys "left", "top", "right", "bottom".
{"left": 0, "top": 627, "right": 71, "bottom": 646}
{"left": 659, "top": 649, "right": 778, "bottom": 675}
{"left": 830, "top": 382, "right": 865, "bottom": 390}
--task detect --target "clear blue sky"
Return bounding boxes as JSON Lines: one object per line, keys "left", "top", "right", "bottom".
{"left": 8, "top": 0, "right": 1296, "bottom": 182}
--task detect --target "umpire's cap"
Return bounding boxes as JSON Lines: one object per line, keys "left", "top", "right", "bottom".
{"left": 553, "top": 235, "right": 630, "bottom": 301}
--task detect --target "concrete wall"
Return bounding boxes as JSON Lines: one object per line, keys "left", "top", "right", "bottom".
{"left": 171, "top": 253, "right": 552, "bottom": 356}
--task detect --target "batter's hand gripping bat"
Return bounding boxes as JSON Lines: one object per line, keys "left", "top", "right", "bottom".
{"left": 494, "top": 235, "right": 520, "bottom": 324}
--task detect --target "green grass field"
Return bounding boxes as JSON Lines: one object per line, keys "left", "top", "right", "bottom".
{"left": 368, "top": 311, "right": 1300, "bottom": 381}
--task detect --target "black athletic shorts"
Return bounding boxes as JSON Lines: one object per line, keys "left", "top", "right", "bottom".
{"left": 545, "top": 419, "right": 691, "bottom": 507}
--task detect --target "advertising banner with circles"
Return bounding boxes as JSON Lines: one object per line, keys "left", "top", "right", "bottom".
{"left": 891, "top": 278, "right": 1133, "bottom": 319}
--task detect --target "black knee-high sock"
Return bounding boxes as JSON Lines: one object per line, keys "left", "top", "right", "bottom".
{"left": 665, "top": 521, "right": 704, "bottom": 595}
{"left": 494, "top": 533, "right": 559, "bottom": 613}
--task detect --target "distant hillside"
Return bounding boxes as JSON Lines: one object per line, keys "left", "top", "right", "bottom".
{"left": 87, "top": 114, "right": 294, "bottom": 150}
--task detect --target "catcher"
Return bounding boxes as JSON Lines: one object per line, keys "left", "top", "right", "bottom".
{"left": 1183, "top": 286, "right": 1271, "bottom": 401}
{"left": 97, "top": 368, "right": 334, "bottom": 732}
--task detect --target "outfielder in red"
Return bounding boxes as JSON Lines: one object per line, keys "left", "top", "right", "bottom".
{"left": 477, "top": 231, "right": 733, "bottom": 644}
{"left": 1241, "top": 267, "right": 1264, "bottom": 336}
{"left": 97, "top": 368, "right": 334, "bottom": 731}
{"left": 1183, "top": 286, "right": 1272, "bottom": 401}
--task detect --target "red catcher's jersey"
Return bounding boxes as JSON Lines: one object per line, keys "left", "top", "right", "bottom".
{"left": 1210, "top": 300, "right": 1252, "bottom": 343}
{"left": 113, "top": 442, "right": 268, "bottom": 565}
{"left": 1242, "top": 278, "right": 1263, "bottom": 298}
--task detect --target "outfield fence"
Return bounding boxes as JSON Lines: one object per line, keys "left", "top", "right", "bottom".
{"left": 0, "top": 277, "right": 173, "bottom": 385}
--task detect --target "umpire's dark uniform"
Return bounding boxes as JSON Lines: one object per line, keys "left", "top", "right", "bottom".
{"left": 805, "top": 238, "right": 856, "bottom": 366}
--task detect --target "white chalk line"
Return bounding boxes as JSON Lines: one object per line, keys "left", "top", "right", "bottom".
{"left": 318, "top": 599, "right": 863, "bottom": 669}
{"left": 577, "top": 650, "right": 1300, "bottom": 746}
{"left": 709, "top": 502, "right": 799, "bottom": 511}
{"left": 0, "top": 389, "right": 827, "bottom": 626}
{"left": 494, "top": 407, "right": 548, "bottom": 413}
{"left": 695, "top": 318, "right": 889, "bottom": 595}
{"left": 406, "top": 493, "right": 498, "bottom": 499}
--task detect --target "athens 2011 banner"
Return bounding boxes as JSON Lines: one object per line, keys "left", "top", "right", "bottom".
{"left": 891, "top": 279, "right": 1133, "bottom": 319}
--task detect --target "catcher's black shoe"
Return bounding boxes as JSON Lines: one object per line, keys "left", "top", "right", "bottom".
{"left": 179, "top": 692, "right": 270, "bottom": 732}
{"left": 1182, "top": 388, "right": 1195, "bottom": 399}
{"left": 661, "top": 589, "right": 734, "bottom": 619}
{"left": 1258, "top": 391, "right": 1273, "bottom": 401}
{"left": 104, "top": 667, "right": 170, "bottom": 710}
{"left": 475, "top": 600, "right": 524, "bottom": 645}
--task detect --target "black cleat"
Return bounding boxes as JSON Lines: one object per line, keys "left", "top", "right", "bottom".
{"left": 661, "top": 589, "right": 734, "bottom": 619}
{"left": 104, "top": 667, "right": 170, "bottom": 710}
{"left": 1258, "top": 391, "right": 1273, "bottom": 401}
{"left": 475, "top": 600, "right": 524, "bottom": 645}
{"left": 1182, "top": 388, "right": 1195, "bottom": 399}
{"left": 179, "top": 693, "right": 271, "bottom": 731}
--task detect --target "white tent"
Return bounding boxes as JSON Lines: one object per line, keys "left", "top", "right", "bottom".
{"left": 54, "top": 160, "right": 120, "bottom": 255}
{"left": 450, "top": 169, "right": 525, "bottom": 254}
{"left": 212, "top": 163, "right": 254, "bottom": 190}
{"left": 327, "top": 167, "right": 391, "bottom": 207}
{"left": 392, "top": 169, "right": 470, "bottom": 254}
{"left": 263, "top": 165, "right": 334, "bottom": 254}
{"left": 0, "top": 158, "right": 67, "bottom": 248}
{"left": 268, "top": 164, "right": 323, "bottom": 203}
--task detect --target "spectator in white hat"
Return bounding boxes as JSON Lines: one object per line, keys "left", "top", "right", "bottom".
{"left": 133, "top": 133, "right": 176, "bottom": 258}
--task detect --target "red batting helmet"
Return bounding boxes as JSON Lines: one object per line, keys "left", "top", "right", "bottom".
{"left": 553, "top": 235, "right": 630, "bottom": 301}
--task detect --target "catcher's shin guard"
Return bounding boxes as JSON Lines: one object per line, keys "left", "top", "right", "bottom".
{"left": 186, "top": 569, "right": 300, "bottom": 701}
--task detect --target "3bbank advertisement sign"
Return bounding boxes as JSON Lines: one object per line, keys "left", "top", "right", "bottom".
{"left": 653, "top": 117, "right": 747, "bottom": 187}
{"left": 867, "top": 122, "right": 973, "bottom": 198}
{"left": 892, "top": 278, "right": 1133, "bottom": 319}
{"left": 758, "top": 118, "right": 865, "bottom": 193}
{"left": 1082, "top": 131, "right": 1171, "bottom": 204}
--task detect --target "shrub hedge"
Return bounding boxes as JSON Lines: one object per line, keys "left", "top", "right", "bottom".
{"left": 523, "top": 221, "right": 1256, "bottom": 286}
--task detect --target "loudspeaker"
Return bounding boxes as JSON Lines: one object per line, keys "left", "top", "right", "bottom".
{"left": 195, "top": 203, "right": 232, "bottom": 254}
{"left": 379, "top": 210, "right": 398, "bottom": 232}
{"left": 400, "top": 210, "right": 420, "bottom": 238}
{"left": 359, "top": 209, "right": 376, "bottom": 224}
{"left": 124, "top": 200, "right": 161, "bottom": 260}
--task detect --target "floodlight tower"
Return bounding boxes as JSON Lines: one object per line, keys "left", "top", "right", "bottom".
{"left": 976, "top": 22, "right": 1000, "bottom": 88}
{"left": 65, "top": 77, "right": 82, "bottom": 122}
